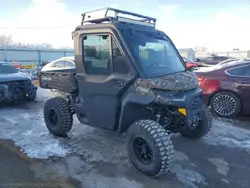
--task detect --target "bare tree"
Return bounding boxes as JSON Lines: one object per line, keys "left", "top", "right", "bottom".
{"left": 60, "top": 46, "right": 73, "bottom": 50}
{"left": 0, "top": 35, "right": 55, "bottom": 49}
{"left": 39, "top": 43, "right": 53, "bottom": 49}
{"left": 0, "top": 35, "right": 13, "bottom": 47}
{"left": 194, "top": 46, "right": 208, "bottom": 52}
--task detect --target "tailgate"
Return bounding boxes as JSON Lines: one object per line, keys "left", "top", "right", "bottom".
{"left": 39, "top": 70, "right": 77, "bottom": 93}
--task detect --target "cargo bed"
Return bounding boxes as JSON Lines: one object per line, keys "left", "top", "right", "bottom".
{"left": 39, "top": 69, "right": 77, "bottom": 93}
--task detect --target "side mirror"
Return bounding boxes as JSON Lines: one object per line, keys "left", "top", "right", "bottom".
{"left": 186, "top": 64, "right": 197, "bottom": 72}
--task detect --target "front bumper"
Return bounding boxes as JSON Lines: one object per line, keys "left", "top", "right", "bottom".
{"left": 0, "top": 80, "right": 37, "bottom": 103}
{"left": 154, "top": 88, "right": 204, "bottom": 125}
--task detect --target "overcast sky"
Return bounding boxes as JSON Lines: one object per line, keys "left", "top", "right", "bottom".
{"left": 0, "top": 0, "right": 249, "bottom": 51}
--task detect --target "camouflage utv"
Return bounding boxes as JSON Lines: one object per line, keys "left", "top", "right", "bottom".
{"left": 39, "top": 8, "right": 212, "bottom": 178}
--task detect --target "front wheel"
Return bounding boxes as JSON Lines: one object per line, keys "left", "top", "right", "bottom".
{"left": 127, "top": 120, "right": 175, "bottom": 178}
{"left": 181, "top": 104, "right": 212, "bottom": 139}
{"left": 44, "top": 97, "right": 73, "bottom": 137}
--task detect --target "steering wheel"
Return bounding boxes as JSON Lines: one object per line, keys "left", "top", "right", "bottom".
{"left": 146, "top": 62, "right": 160, "bottom": 71}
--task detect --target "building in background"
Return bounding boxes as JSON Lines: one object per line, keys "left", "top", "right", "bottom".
{"left": 0, "top": 47, "right": 74, "bottom": 67}
{"left": 195, "top": 50, "right": 250, "bottom": 59}
{"left": 178, "top": 48, "right": 195, "bottom": 60}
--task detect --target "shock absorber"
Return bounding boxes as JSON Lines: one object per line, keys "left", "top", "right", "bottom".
{"left": 67, "top": 95, "right": 75, "bottom": 114}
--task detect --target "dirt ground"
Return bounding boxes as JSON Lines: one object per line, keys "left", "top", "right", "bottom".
{"left": 0, "top": 88, "right": 250, "bottom": 188}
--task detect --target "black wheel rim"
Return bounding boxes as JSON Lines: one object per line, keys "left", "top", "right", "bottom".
{"left": 133, "top": 137, "right": 153, "bottom": 165}
{"left": 48, "top": 109, "right": 58, "bottom": 126}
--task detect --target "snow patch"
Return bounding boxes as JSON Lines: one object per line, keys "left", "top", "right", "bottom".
{"left": 65, "top": 156, "right": 143, "bottom": 188}
{"left": 0, "top": 108, "right": 69, "bottom": 159}
{"left": 203, "top": 118, "right": 250, "bottom": 152}
{"left": 170, "top": 151, "right": 206, "bottom": 188}
{"left": 170, "top": 164, "right": 206, "bottom": 188}
{"left": 208, "top": 158, "right": 229, "bottom": 176}
{"left": 0, "top": 89, "right": 128, "bottom": 163}
{"left": 67, "top": 121, "right": 128, "bottom": 164}
{"left": 0, "top": 89, "right": 70, "bottom": 159}
{"left": 82, "top": 173, "right": 143, "bottom": 188}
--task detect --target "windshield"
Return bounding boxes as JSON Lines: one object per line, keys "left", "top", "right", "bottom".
{"left": 122, "top": 30, "right": 186, "bottom": 77}
{"left": 0, "top": 64, "right": 19, "bottom": 74}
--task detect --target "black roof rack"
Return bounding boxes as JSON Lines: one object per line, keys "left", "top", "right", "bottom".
{"left": 81, "top": 7, "right": 156, "bottom": 27}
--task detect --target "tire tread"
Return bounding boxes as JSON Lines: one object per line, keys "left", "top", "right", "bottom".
{"left": 44, "top": 97, "right": 73, "bottom": 136}
{"left": 128, "top": 120, "right": 175, "bottom": 178}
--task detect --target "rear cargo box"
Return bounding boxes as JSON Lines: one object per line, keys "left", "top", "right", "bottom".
{"left": 39, "top": 70, "right": 77, "bottom": 93}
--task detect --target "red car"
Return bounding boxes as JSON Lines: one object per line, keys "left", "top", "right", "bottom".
{"left": 182, "top": 57, "right": 198, "bottom": 70}
{"left": 194, "top": 60, "right": 250, "bottom": 118}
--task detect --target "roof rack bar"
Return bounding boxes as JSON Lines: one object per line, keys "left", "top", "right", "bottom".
{"left": 106, "top": 8, "right": 156, "bottom": 22}
{"left": 81, "top": 7, "right": 156, "bottom": 27}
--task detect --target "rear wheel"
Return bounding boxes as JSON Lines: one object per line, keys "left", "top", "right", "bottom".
{"left": 44, "top": 97, "right": 73, "bottom": 137}
{"left": 181, "top": 104, "right": 212, "bottom": 139}
{"left": 211, "top": 91, "right": 241, "bottom": 118}
{"left": 127, "top": 120, "right": 175, "bottom": 178}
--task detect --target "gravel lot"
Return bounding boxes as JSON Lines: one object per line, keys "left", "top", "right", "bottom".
{"left": 0, "top": 88, "right": 250, "bottom": 188}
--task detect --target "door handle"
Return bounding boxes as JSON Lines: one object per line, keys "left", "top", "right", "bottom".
{"left": 114, "top": 80, "right": 124, "bottom": 87}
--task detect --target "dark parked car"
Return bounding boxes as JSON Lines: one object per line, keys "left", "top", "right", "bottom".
{"left": 194, "top": 60, "right": 250, "bottom": 118}
{"left": 0, "top": 61, "right": 37, "bottom": 103}
{"left": 198, "top": 55, "right": 231, "bottom": 65}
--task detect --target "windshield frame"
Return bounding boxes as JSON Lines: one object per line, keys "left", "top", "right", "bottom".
{"left": 121, "top": 29, "right": 187, "bottom": 78}
{"left": 0, "top": 64, "right": 19, "bottom": 74}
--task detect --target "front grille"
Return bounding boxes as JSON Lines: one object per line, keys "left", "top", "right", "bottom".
{"left": 8, "top": 80, "right": 31, "bottom": 88}
{"left": 0, "top": 80, "right": 32, "bottom": 102}
{"left": 191, "top": 96, "right": 202, "bottom": 110}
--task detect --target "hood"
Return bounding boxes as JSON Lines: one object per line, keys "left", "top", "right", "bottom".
{"left": 135, "top": 71, "right": 199, "bottom": 92}
{"left": 0, "top": 72, "right": 30, "bottom": 82}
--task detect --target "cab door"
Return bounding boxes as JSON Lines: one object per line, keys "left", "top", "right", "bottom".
{"left": 75, "top": 33, "right": 134, "bottom": 130}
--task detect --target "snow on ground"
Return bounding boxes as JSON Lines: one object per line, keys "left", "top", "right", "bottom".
{"left": 203, "top": 117, "right": 250, "bottom": 152}
{"left": 170, "top": 151, "right": 207, "bottom": 188}
{"left": 0, "top": 88, "right": 250, "bottom": 188}
{"left": 0, "top": 106, "right": 70, "bottom": 159}
{"left": 0, "top": 88, "right": 128, "bottom": 163}
{"left": 2, "top": 88, "right": 249, "bottom": 161}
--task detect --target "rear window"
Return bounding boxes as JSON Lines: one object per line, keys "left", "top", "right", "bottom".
{"left": 0, "top": 64, "right": 19, "bottom": 74}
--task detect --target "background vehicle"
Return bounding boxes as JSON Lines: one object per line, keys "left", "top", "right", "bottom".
{"left": 0, "top": 61, "right": 37, "bottom": 103}
{"left": 39, "top": 8, "right": 212, "bottom": 178}
{"left": 198, "top": 55, "right": 231, "bottom": 65}
{"left": 41, "top": 56, "right": 75, "bottom": 72}
{"left": 182, "top": 57, "right": 198, "bottom": 70}
{"left": 195, "top": 60, "right": 250, "bottom": 118}
{"left": 182, "top": 57, "right": 211, "bottom": 69}
{"left": 216, "top": 58, "right": 237, "bottom": 66}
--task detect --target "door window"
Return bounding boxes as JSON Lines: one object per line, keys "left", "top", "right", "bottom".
{"left": 226, "top": 65, "right": 250, "bottom": 78}
{"left": 65, "top": 61, "right": 75, "bottom": 68}
{"left": 82, "top": 34, "right": 130, "bottom": 75}
{"left": 53, "top": 61, "right": 65, "bottom": 68}
{"left": 83, "top": 35, "right": 111, "bottom": 75}
{"left": 112, "top": 37, "right": 129, "bottom": 74}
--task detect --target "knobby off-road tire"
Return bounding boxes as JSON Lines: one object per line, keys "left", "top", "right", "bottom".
{"left": 127, "top": 120, "right": 175, "bottom": 178}
{"left": 181, "top": 104, "right": 212, "bottom": 139}
{"left": 44, "top": 97, "right": 73, "bottom": 137}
